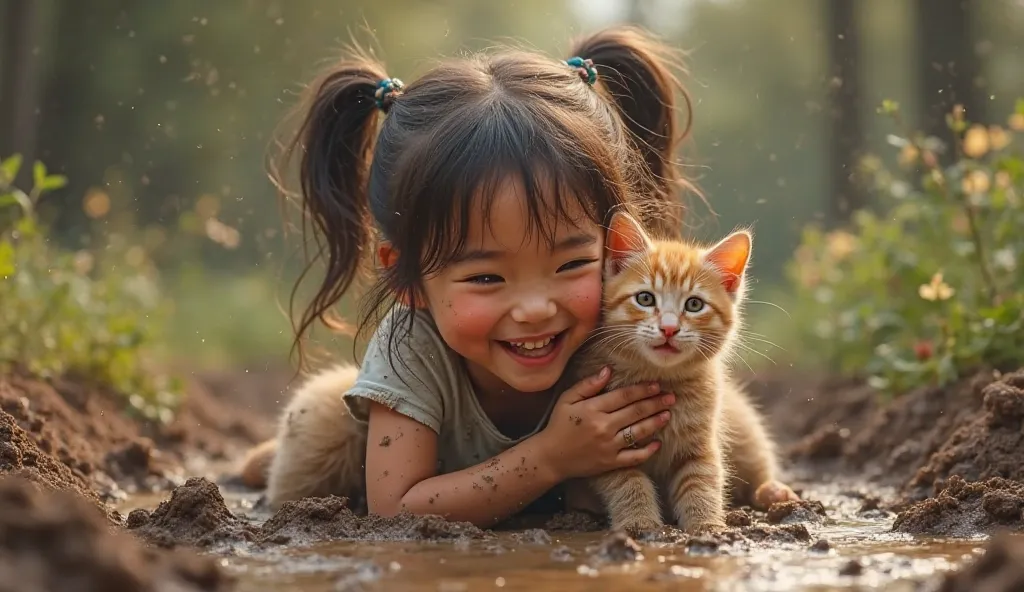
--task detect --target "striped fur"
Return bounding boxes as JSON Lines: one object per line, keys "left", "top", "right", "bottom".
{"left": 567, "top": 212, "right": 798, "bottom": 535}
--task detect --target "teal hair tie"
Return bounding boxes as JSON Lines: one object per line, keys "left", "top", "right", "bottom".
{"left": 374, "top": 77, "right": 404, "bottom": 111}
{"left": 565, "top": 56, "right": 598, "bottom": 86}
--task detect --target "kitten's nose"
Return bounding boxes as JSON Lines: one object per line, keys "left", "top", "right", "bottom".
{"left": 659, "top": 313, "right": 680, "bottom": 337}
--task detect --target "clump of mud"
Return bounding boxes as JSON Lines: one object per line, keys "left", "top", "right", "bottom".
{"left": 257, "top": 495, "right": 492, "bottom": 545}
{"left": 893, "top": 476, "right": 1024, "bottom": 536}
{"left": 0, "top": 475, "right": 230, "bottom": 592}
{"left": 125, "top": 477, "right": 258, "bottom": 549}
{"left": 905, "top": 370, "right": 1024, "bottom": 500}
{"left": 766, "top": 500, "right": 826, "bottom": 525}
{"left": 936, "top": 533, "right": 1024, "bottom": 592}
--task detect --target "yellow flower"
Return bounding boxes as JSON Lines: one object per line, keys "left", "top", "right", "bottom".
{"left": 962, "top": 125, "right": 989, "bottom": 158}
{"left": 919, "top": 272, "right": 955, "bottom": 301}
{"left": 961, "top": 169, "right": 990, "bottom": 195}
{"left": 1009, "top": 113, "right": 1024, "bottom": 132}
{"left": 995, "top": 171, "right": 1012, "bottom": 190}
{"left": 825, "top": 230, "right": 857, "bottom": 261}
{"left": 898, "top": 144, "right": 919, "bottom": 167}
{"left": 988, "top": 126, "right": 1011, "bottom": 151}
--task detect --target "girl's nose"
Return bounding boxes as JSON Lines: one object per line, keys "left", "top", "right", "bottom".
{"left": 510, "top": 296, "right": 557, "bottom": 324}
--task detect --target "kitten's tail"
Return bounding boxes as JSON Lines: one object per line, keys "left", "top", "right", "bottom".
{"left": 239, "top": 438, "right": 277, "bottom": 489}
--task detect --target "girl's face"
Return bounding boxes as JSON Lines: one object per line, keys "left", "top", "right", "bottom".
{"left": 420, "top": 179, "right": 604, "bottom": 397}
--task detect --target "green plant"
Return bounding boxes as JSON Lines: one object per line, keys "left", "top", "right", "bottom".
{"left": 784, "top": 101, "right": 1024, "bottom": 395}
{"left": 0, "top": 154, "right": 181, "bottom": 422}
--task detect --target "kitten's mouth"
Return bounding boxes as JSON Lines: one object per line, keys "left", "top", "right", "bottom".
{"left": 499, "top": 331, "right": 566, "bottom": 364}
{"left": 652, "top": 342, "right": 680, "bottom": 354}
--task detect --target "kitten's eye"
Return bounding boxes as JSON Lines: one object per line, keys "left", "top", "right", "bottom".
{"left": 635, "top": 291, "right": 656, "bottom": 307}
{"left": 684, "top": 296, "right": 705, "bottom": 312}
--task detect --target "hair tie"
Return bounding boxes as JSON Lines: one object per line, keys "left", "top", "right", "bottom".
{"left": 374, "top": 77, "right": 404, "bottom": 112}
{"left": 565, "top": 57, "right": 598, "bottom": 86}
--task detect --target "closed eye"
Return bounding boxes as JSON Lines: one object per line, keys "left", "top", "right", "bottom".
{"left": 557, "top": 258, "right": 598, "bottom": 273}
{"left": 461, "top": 274, "right": 504, "bottom": 285}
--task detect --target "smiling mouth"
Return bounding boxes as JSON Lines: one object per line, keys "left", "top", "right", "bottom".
{"left": 500, "top": 331, "right": 566, "bottom": 359}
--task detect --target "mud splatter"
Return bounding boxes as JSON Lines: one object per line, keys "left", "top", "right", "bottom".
{"left": 893, "top": 476, "right": 1024, "bottom": 536}
{"left": 0, "top": 475, "right": 230, "bottom": 592}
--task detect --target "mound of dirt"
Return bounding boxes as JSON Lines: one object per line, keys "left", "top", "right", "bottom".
{"left": 892, "top": 476, "right": 1024, "bottom": 537}
{"left": 0, "top": 369, "right": 273, "bottom": 500}
{"left": 766, "top": 367, "right": 1024, "bottom": 503}
{"left": 125, "top": 477, "right": 258, "bottom": 549}
{"left": 0, "top": 404, "right": 114, "bottom": 522}
{"left": 905, "top": 371, "right": 1024, "bottom": 500}
{"left": 0, "top": 475, "right": 230, "bottom": 592}
{"left": 936, "top": 533, "right": 1024, "bottom": 592}
{"left": 256, "top": 495, "right": 492, "bottom": 545}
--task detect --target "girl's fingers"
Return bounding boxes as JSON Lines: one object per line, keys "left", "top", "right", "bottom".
{"left": 607, "top": 393, "right": 675, "bottom": 428}
{"left": 619, "top": 411, "right": 670, "bottom": 445}
{"left": 615, "top": 440, "right": 661, "bottom": 467}
{"left": 560, "top": 366, "right": 611, "bottom": 404}
{"left": 589, "top": 381, "right": 663, "bottom": 413}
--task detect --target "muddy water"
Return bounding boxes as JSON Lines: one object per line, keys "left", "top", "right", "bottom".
{"left": 117, "top": 478, "right": 992, "bottom": 592}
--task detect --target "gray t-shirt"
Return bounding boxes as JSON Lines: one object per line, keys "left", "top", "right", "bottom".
{"left": 343, "top": 307, "right": 557, "bottom": 474}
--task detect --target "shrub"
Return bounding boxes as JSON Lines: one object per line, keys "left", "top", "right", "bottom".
{"left": 784, "top": 101, "right": 1024, "bottom": 395}
{"left": 0, "top": 155, "right": 180, "bottom": 421}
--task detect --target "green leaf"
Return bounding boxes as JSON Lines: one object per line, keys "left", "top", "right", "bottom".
{"left": 41, "top": 174, "right": 67, "bottom": 192}
{"left": 1016, "top": 98, "right": 1024, "bottom": 116}
{"left": 0, "top": 154, "right": 22, "bottom": 185}
{"left": 0, "top": 193, "right": 18, "bottom": 209}
{"left": 0, "top": 241, "right": 15, "bottom": 278}
{"left": 33, "top": 161, "right": 46, "bottom": 190}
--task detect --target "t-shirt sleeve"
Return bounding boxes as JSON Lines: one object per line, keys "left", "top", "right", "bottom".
{"left": 343, "top": 309, "right": 452, "bottom": 434}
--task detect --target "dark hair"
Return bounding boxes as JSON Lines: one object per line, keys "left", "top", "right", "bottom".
{"left": 270, "top": 26, "right": 696, "bottom": 370}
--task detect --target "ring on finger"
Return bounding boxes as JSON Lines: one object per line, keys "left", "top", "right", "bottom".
{"left": 622, "top": 425, "right": 637, "bottom": 448}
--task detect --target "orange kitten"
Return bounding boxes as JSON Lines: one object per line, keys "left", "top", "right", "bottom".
{"left": 567, "top": 212, "right": 798, "bottom": 535}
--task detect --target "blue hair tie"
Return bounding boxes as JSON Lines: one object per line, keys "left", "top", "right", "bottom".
{"left": 565, "top": 56, "right": 598, "bottom": 86}
{"left": 374, "top": 77, "right": 404, "bottom": 111}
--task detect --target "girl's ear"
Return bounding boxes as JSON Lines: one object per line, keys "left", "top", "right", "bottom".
{"left": 377, "top": 242, "right": 426, "bottom": 308}
{"left": 704, "top": 230, "right": 752, "bottom": 294}
{"left": 605, "top": 211, "right": 653, "bottom": 275}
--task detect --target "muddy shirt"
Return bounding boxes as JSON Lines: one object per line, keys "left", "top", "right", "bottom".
{"left": 343, "top": 307, "right": 558, "bottom": 475}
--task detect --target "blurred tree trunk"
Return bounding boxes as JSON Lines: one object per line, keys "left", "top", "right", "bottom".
{"left": 0, "top": 0, "right": 43, "bottom": 187}
{"left": 826, "top": 0, "right": 865, "bottom": 223}
{"left": 916, "top": 0, "right": 984, "bottom": 152}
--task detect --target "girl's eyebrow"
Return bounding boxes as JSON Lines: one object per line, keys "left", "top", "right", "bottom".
{"left": 451, "top": 233, "right": 597, "bottom": 265}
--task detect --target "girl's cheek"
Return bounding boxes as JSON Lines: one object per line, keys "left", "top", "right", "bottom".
{"left": 436, "top": 293, "right": 499, "bottom": 339}
{"left": 566, "top": 274, "right": 603, "bottom": 327}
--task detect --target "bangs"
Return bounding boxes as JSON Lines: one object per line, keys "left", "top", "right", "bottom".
{"left": 382, "top": 95, "right": 624, "bottom": 277}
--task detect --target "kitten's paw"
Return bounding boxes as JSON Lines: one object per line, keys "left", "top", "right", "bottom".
{"left": 685, "top": 520, "right": 727, "bottom": 535}
{"left": 754, "top": 480, "right": 800, "bottom": 509}
{"left": 612, "top": 514, "right": 663, "bottom": 538}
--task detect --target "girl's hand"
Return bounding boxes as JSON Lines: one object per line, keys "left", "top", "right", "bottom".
{"left": 538, "top": 366, "right": 673, "bottom": 481}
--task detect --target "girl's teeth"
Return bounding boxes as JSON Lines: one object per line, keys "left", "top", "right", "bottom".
{"left": 510, "top": 336, "right": 553, "bottom": 350}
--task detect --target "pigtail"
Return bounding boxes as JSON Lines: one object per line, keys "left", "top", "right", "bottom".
{"left": 269, "top": 52, "right": 394, "bottom": 370}
{"left": 570, "top": 26, "right": 697, "bottom": 238}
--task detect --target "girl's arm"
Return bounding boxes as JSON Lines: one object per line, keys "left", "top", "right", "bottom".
{"left": 364, "top": 370, "right": 675, "bottom": 528}
{"left": 365, "top": 403, "right": 561, "bottom": 527}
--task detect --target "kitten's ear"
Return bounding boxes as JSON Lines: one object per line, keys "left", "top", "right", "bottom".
{"left": 705, "top": 231, "right": 752, "bottom": 294}
{"left": 605, "top": 212, "right": 652, "bottom": 275}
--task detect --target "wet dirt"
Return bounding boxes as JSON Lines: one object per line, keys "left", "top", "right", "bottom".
{"left": 893, "top": 476, "right": 1024, "bottom": 537}
{"left": 935, "top": 533, "right": 1024, "bottom": 592}
{"left": 0, "top": 475, "right": 230, "bottom": 592}
{"left": 114, "top": 477, "right": 996, "bottom": 592}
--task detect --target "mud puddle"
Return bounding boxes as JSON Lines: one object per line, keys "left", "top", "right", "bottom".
{"left": 114, "top": 477, "right": 997, "bottom": 592}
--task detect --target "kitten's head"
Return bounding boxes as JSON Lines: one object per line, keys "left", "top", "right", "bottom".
{"left": 597, "top": 212, "right": 751, "bottom": 371}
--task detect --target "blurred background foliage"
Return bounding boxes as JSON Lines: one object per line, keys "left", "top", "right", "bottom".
{"left": 1, "top": 0, "right": 1022, "bottom": 382}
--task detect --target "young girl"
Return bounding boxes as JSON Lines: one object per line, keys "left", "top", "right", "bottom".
{"left": 242, "top": 26, "right": 697, "bottom": 528}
